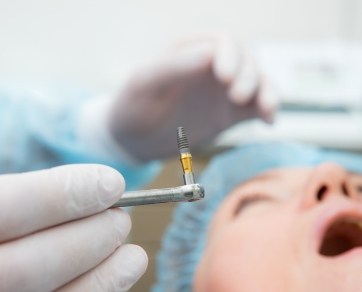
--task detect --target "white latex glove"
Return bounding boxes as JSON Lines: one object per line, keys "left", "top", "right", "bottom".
{"left": 0, "top": 164, "right": 147, "bottom": 292}
{"left": 108, "top": 34, "right": 278, "bottom": 161}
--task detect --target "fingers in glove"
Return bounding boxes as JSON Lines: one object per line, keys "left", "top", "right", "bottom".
{"left": 57, "top": 244, "right": 148, "bottom": 292}
{"left": 135, "top": 34, "right": 242, "bottom": 89}
{"left": 0, "top": 208, "right": 131, "bottom": 292}
{"left": 212, "top": 34, "right": 241, "bottom": 84}
{"left": 228, "top": 49, "right": 260, "bottom": 105}
{"left": 255, "top": 76, "right": 279, "bottom": 123}
{"left": 0, "top": 164, "right": 125, "bottom": 242}
{"left": 135, "top": 42, "right": 214, "bottom": 88}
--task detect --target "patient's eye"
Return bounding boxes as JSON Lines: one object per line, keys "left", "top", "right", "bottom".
{"left": 234, "top": 194, "right": 273, "bottom": 216}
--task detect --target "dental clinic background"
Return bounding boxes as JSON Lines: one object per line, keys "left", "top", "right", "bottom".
{"left": 1, "top": 0, "right": 362, "bottom": 150}
{"left": 0, "top": 0, "right": 361, "bottom": 90}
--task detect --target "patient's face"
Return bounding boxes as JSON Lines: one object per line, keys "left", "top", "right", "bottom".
{"left": 194, "top": 163, "right": 362, "bottom": 292}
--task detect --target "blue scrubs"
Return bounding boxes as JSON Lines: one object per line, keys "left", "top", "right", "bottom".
{"left": 0, "top": 86, "right": 160, "bottom": 190}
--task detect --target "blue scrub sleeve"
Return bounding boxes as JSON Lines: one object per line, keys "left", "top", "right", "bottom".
{"left": 0, "top": 86, "right": 161, "bottom": 190}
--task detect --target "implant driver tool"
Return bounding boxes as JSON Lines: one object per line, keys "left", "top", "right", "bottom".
{"left": 110, "top": 127, "right": 205, "bottom": 207}
{"left": 111, "top": 184, "right": 204, "bottom": 207}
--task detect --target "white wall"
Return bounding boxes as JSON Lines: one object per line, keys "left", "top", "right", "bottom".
{"left": 0, "top": 0, "right": 361, "bottom": 93}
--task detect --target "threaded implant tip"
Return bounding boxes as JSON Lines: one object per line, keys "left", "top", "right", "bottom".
{"left": 177, "top": 127, "right": 190, "bottom": 153}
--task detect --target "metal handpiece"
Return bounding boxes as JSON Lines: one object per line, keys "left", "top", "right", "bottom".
{"left": 111, "top": 184, "right": 205, "bottom": 207}
{"left": 110, "top": 126, "right": 205, "bottom": 208}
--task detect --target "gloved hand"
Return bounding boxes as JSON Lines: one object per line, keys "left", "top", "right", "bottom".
{"left": 0, "top": 164, "right": 147, "bottom": 292}
{"left": 108, "top": 34, "right": 278, "bottom": 161}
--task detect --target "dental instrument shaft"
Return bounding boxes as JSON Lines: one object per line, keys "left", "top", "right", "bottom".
{"left": 177, "top": 127, "right": 195, "bottom": 185}
{"left": 111, "top": 184, "right": 204, "bottom": 207}
{"left": 110, "top": 126, "right": 204, "bottom": 208}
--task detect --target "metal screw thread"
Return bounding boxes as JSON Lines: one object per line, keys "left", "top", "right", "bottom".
{"left": 177, "top": 127, "right": 190, "bottom": 153}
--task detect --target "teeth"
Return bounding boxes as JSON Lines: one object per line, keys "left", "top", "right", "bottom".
{"left": 340, "top": 217, "right": 362, "bottom": 224}
{"left": 336, "top": 217, "right": 362, "bottom": 229}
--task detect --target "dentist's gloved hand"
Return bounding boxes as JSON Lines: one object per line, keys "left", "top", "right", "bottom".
{"left": 108, "top": 35, "right": 278, "bottom": 161}
{"left": 0, "top": 164, "right": 147, "bottom": 292}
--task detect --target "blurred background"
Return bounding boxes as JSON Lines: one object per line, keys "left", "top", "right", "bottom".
{"left": 1, "top": 0, "right": 362, "bottom": 150}
{"left": 1, "top": 0, "right": 361, "bottom": 290}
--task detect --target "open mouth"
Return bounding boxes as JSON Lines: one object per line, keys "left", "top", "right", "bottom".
{"left": 319, "top": 217, "right": 362, "bottom": 257}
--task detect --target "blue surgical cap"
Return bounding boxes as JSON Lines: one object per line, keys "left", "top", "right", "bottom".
{"left": 153, "top": 142, "right": 362, "bottom": 292}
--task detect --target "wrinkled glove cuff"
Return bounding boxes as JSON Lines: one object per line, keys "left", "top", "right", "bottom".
{"left": 76, "top": 95, "right": 142, "bottom": 166}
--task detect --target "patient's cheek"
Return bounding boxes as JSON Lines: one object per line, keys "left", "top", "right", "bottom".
{"left": 195, "top": 205, "right": 297, "bottom": 291}
{"left": 194, "top": 231, "right": 254, "bottom": 291}
{"left": 194, "top": 251, "right": 241, "bottom": 292}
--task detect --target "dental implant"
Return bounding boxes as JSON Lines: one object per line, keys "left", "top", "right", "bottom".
{"left": 177, "top": 127, "right": 195, "bottom": 185}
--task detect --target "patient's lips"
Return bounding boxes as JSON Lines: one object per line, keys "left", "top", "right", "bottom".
{"left": 319, "top": 218, "right": 362, "bottom": 257}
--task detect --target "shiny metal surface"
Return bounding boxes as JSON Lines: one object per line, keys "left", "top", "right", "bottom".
{"left": 111, "top": 183, "right": 205, "bottom": 207}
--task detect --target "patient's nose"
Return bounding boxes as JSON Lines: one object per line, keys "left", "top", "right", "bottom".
{"left": 300, "top": 163, "right": 358, "bottom": 208}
